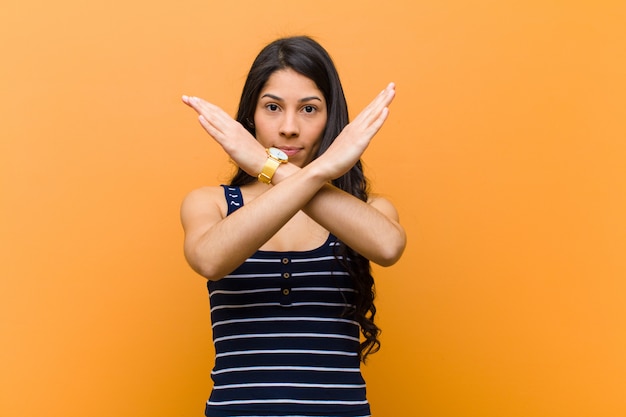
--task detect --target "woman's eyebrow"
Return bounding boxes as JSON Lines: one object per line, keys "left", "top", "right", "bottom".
{"left": 299, "top": 96, "right": 323, "bottom": 103}
{"left": 260, "top": 93, "right": 322, "bottom": 103}
{"left": 260, "top": 93, "right": 283, "bottom": 101}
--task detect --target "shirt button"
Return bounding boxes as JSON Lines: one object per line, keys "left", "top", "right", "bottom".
{"left": 282, "top": 258, "right": 290, "bottom": 264}
{"left": 283, "top": 272, "right": 290, "bottom": 279}
{"left": 282, "top": 289, "right": 290, "bottom": 296}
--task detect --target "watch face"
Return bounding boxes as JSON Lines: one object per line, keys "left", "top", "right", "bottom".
{"left": 268, "top": 147, "right": 288, "bottom": 161}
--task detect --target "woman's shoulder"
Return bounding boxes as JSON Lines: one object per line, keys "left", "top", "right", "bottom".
{"left": 181, "top": 185, "right": 228, "bottom": 219}
{"left": 183, "top": 185, "right": 225, "bottom": 202}
{"left": 367, "top": 193, "right": 401, "bottom": 221}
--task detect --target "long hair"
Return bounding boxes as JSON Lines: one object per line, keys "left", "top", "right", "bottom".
{"left": 230, "top": 36, "right": 380, "bottom": 362}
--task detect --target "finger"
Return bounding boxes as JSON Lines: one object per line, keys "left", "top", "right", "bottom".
{"left": 374, "top": 83, "right": 395, "bottom": 109}
{"left": 182, "top": 95, "right": 205, "bottom": 113}
{"left": 190, "top": 97, "right": 215, "bottom": 114}
{"left": 354, "top": 84, "right": 395, "bottom": 125}
{"left": 363, "top": 94, "right": 393, "bottom": 136}
{"left": 371, "top": 83, "right": 395, "bottom": 107}
{"left": 183, "top": 96, "right": 219, "bottom": 117}
{"left": 198, "top": 115, "right": 224, "bottom": 141}
{"left": 186, "top": 97, "right": 233, "bottom": 134}
{"left": 202, "top": 105, "right": 240, "bottom": 136}
{"left": 369, "top": 107, "right": 390, "bottom": 134}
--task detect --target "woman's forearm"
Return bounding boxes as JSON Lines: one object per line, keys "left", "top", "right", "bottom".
{"left": 183, "top": 164, "right": 329, "bottom": 280}
{"left": 272, "top": 163, "right": 406, "bottom": 266}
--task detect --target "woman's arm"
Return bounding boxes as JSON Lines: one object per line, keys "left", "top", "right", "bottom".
{"left": 268, "top": 160, "right": 405, "bottom": 266}
{"left": 302, "top": 183, "right": 406, "bottom": 266}
{"left": 181, "top": 165, "right": 331, "bottom": 280}
{"left": 181, "top": 83, "right": 405, "bottom": 279}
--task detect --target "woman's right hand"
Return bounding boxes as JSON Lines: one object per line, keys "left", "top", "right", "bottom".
{"left": 182, "top": 95, "right": 267, "bottom": 176}
{"left": 312, "top": 83, "right": 396, "bottom": 180}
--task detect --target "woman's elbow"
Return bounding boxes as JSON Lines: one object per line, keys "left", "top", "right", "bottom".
{"left": 374, "top": 248, "right": 404, "bottom": 267}
{"left": 372, "top": 233, "right": 406, "bottom": 267}
{"left": 184, "top": 250, "right": 225, "bottom": 281}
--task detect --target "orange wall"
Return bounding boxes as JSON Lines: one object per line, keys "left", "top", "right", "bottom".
{"left": 1, "top": 1, "right": 625, "bottom": 416}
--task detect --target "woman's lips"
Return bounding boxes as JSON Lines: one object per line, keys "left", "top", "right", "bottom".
{"left": 278, "top": 147, "right": 301, "bottom": 157}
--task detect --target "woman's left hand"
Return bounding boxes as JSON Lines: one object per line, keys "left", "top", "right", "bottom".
{"left": 182, "top": 95, "right": 266, "bottom": 175}
{"left": 311, "top": 82, "right": 395, "bottom": 180}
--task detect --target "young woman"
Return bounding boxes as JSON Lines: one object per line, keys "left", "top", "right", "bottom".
{"left": 181, "top": 36, "right": 406, "bottom": 417}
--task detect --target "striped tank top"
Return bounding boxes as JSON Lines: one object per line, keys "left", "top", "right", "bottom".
{"left": 204, "top": 185, "right": 371, "bottom": 417}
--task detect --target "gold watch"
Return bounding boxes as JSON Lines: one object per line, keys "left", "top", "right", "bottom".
{"left": 257, "top": 147, "right": 288, "bottom": 184}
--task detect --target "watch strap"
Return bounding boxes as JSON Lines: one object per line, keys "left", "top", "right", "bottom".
{"left": 258, "top": 156, "right": 282, "bottom": 184}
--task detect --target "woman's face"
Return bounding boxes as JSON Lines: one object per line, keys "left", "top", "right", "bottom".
{"left": 254, "top": 68, "right": 328, "bottom": 167}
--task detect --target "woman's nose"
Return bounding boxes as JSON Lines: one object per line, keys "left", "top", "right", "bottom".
{"left": 279, "top": 113, "right": 299, "bottom": 138}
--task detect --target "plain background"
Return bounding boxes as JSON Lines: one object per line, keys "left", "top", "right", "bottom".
{"left": 1, "top": 1, "right": 625, "bottom": 416}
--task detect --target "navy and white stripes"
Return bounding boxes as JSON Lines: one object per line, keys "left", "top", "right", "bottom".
{"left": 204, "top": 187, "right": 370, "bottom": 417}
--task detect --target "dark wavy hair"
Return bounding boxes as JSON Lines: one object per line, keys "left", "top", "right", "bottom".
{"left": 229, "top": 36, "right": 380, "bottom": 362}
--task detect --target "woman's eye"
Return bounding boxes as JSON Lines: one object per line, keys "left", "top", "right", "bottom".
{"left": 267, "top": 104, "right": 279, "bottom": 111}
{"left": 303, "top": 105, "right": 316, "bottom": 114}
